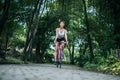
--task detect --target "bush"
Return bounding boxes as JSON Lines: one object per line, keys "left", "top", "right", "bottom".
{"left": 84, "top": 62, "right": 98, "bottom": 68}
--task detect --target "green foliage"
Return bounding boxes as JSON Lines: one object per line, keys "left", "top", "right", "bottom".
{"left": 98, "top": 61, "right": 120, "bottom": 75}
{"left": 84, "top": 62, "right": 98, "bottom": 68}
{"left": 28, "top": 52, "right": 36, "bottom": 62}
{"left": 83, "top": 50, "right": 120, "bottom": 75}
{"left": 43, "top": 53, "right": 53, "bottom": 63}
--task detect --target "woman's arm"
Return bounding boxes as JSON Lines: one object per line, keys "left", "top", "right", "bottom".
{"left": 65, "top": 30, "right": 68, "bottom": 42}
{"left": 54, "top": 28, "right": 58, "bottom": 42}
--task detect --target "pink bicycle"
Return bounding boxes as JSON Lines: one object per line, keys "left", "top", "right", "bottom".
{"left": 56, "top": 41, "right": 67, "bottom": 68}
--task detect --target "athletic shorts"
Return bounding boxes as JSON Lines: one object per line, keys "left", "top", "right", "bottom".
{"left": 56, "top": 38, "right": 66, "bottom": 42}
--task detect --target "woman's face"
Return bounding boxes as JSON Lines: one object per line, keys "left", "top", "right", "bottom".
{"left": 60, "top": 22, "right": 65, "bottom": 28}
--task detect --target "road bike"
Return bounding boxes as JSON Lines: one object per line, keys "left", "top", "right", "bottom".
{"left": 56, "top": 41, "right": 67, "bottom": 68}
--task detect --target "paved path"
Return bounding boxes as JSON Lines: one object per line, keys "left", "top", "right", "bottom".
{"left": 0, "top": 64, "right": 120, "bottom": 80}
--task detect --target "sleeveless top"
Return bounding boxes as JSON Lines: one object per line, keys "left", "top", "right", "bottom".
{"left": 58, "top": 28, "right": 65, "bottom": 37}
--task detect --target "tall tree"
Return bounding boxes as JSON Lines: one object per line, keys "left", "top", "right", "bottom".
{"left": 82, "top": 0, "right": 94, "bottom": 63}
{"left": 23, "top": 0, "right": 46, "bottom": 63}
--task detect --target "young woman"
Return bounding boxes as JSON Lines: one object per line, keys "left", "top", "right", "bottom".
{"left": 54, "top": 21, "right": 68, "bottom": 64}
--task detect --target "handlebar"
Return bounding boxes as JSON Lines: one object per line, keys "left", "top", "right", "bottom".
{"left": 57, "top": 41, "right": 68, "bottom": 45}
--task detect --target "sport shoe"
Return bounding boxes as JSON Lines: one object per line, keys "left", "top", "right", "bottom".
{"left": 54, "top": 61, "right": 57, "bottom": 65}
{"left": 61, "top": 52, "right": 64, "bottom": 59}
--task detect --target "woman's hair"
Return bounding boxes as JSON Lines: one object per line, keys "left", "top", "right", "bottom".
{"left": 58, "top": 21, "right": 66, "bottom": 29}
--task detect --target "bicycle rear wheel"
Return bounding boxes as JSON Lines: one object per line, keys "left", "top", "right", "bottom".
{"left": 56, "top": 51, "right": 60, "bottom": 68}
{"left": 59, "top": 49, "right": 62, "bottom": 68}
{"left": 56, "top": 49, "right": 61, "bottom": 68}
{"left": 56, "top": 52, "right": 59, "bottom": 68}
{"left": 60, "top": 59, "right": 61, "bottom": 68}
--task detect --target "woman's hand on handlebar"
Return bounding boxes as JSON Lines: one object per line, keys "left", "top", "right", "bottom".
{"left": 62, "top": 41, "right": 68, "bottom": 45}
{"left": 66, "top": 41, "right": 68, "bottom": 45}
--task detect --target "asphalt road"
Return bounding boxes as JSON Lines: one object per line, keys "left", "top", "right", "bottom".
{"left": 0, "top": 64, "right": 120, "bottom": 80}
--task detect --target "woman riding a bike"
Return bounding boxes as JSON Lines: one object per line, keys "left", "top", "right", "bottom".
{"left": 54, "top": 21, "right": 68, "bottom": 64}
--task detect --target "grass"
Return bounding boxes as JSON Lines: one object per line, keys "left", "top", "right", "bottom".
{"left": 0, "top": 57, "right": 24, "bottom": 64}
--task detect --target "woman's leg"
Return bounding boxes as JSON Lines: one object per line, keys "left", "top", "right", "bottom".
{"left": 54, "top": 42, "right": 58, "bottom": 61}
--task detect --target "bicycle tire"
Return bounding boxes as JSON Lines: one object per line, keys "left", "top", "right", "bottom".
{"left": 60, "top": 60, "right": 61, "bottom": 68}
{"left": 56, "top": 50, "right": 59, "bottom": 68}
{"left": 56, "top": 44, "right": 62, "bottom": 68}
{"left": 56, "top": 53, "right": 59, "bottom": 68}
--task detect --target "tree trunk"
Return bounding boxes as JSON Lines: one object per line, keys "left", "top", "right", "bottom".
{"left": 5, "top": 33, "right": 9, "bottom": 53}
{"left": 36, "top": 43, "right": 41, "bottom": 63}
{"left": 0, "top": 0, "right": 10, "bottom": 35}
{"left": 113, "top": 7, "right": 120, "bottom": 48}
{"left": 23, "top": 0, "right": 40, "bottom": 63}
{"left": 82, "top": 0, "right": 94, "bottom": 63}
{"left": 82, "top": 44, "right": 88, "bottom": 55}
{"left": 70, "top": 44, "right": 75, "bottom": 64}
